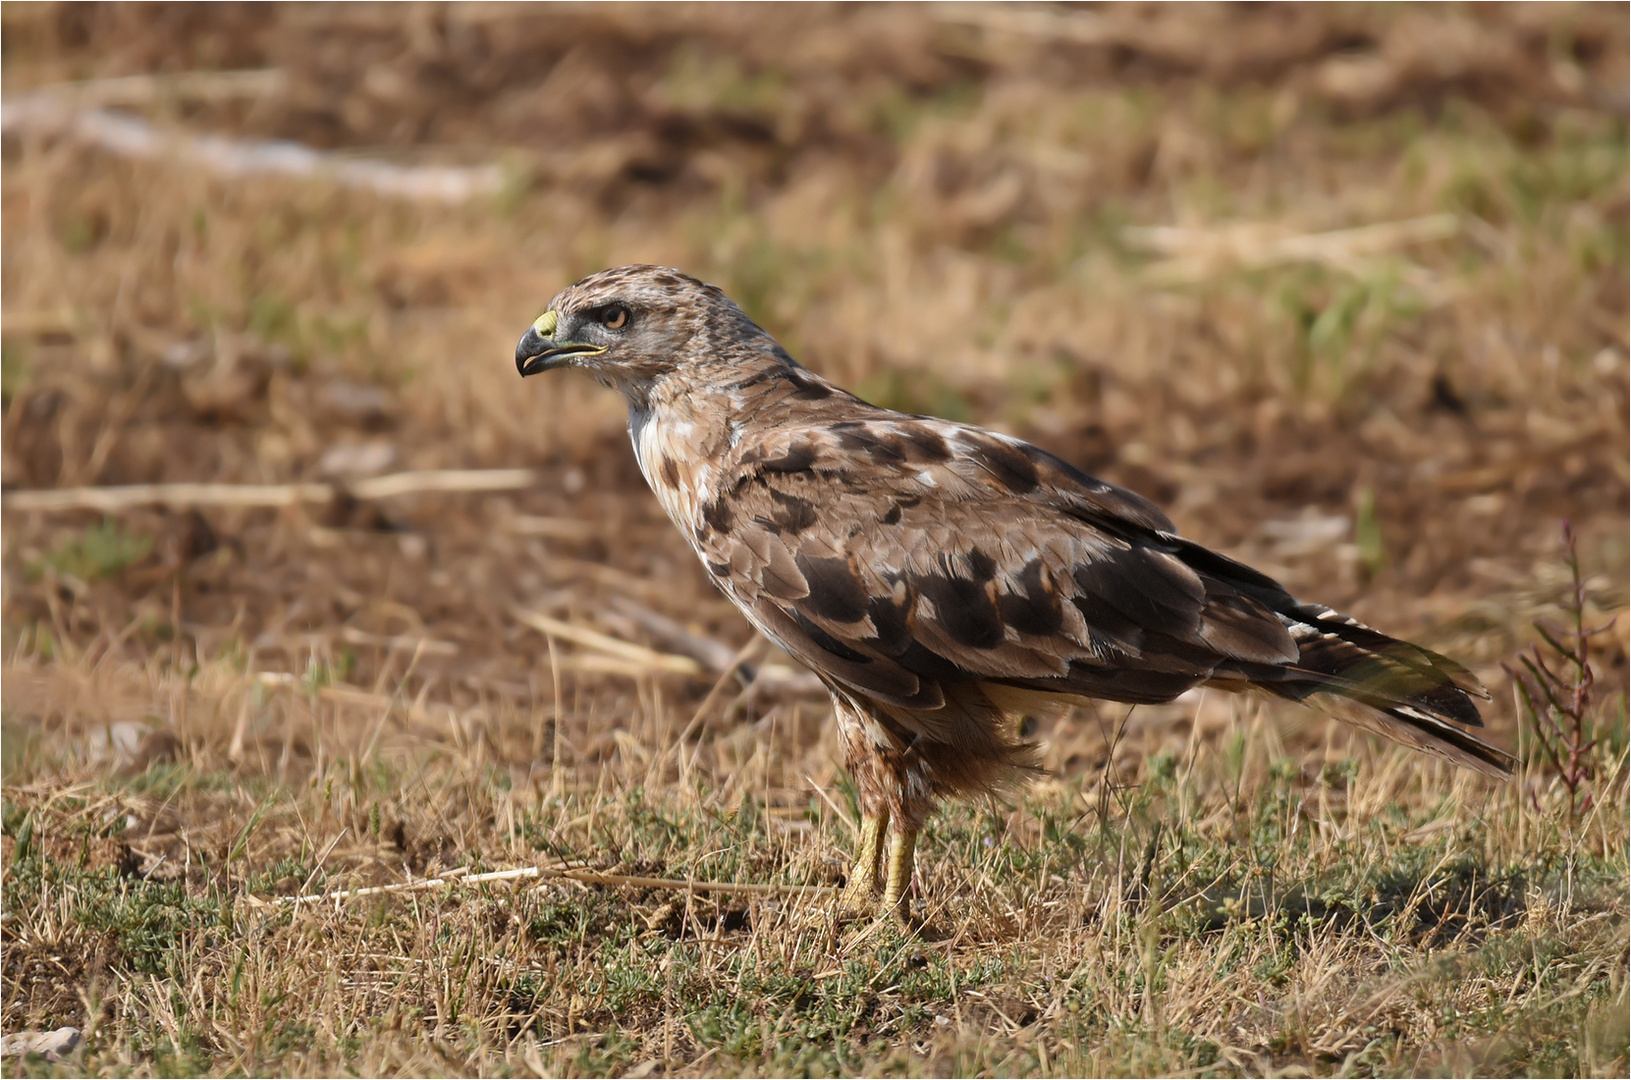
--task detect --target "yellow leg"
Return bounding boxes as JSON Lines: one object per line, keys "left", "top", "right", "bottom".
{"left": 834, "top": 812, "right": 888, "bottom": 921}
{"left": 881, "top": 827, "right": 918, "bottom": 920}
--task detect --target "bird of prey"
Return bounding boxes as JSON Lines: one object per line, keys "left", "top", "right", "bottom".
{"left": 515, "top": 265, "right": 1514, "bottom": 922}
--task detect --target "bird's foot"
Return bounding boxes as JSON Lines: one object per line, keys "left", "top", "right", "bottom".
{"left": 819, "top": 825, "right": 923, "bottom": 931}
{"left": 838, "top": 812, "right": 889, "bottom": 920}
{"left": 834, "top": 875, "right": 885, "bottom": 924}
{"left": 790, "top": 812, "right": 888, "bottom": 932}
{"left": 793, "top": 818, "right": 934, "bottom": 935}
{"left": 797, "top": 889, "right": 945, "bottom": 940}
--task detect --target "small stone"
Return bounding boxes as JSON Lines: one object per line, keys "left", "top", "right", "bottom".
{"left": 643, "top": 900, "right": 679, "bottom": 933}
{"left": 318, "top": 379, "right": 393, "bottom": 423}
{"left": 86, "top": 721, "right": 148, "bottom": 764}
{"left": 161, "top": 339, "right": 211, "bottom": 370}
{"left": 1, "top": 1026, "right": 81, "bottom": 1061}
{"left": 318, "top": 439, "right": 398, "bottom": 478}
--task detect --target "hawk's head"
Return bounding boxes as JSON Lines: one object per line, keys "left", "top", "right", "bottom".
{"left": 516, "top": 265, "right": 772, "bottom": 397}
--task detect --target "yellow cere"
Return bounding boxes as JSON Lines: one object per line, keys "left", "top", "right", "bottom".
{"left": 532, "top": 309, "right": 558, "bottom": 337}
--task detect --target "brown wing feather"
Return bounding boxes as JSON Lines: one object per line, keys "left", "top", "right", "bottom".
{"left": 700, "top": 417, "right": 1288, "bottom": 706}
{"left": 697, "top": 412, "right": 1511, "bottom": 776}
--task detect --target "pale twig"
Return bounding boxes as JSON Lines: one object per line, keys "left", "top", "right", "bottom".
{"left": 506, "top": 514, "right": 602, "bottom": 542}
{"left": 604, "top": 594, "right": 822, "bottom": 694}
{"left": 536, "top": 555, "right": 688, "bottom": 604}
{"left": 511, "top": 608, "right": 703, "bottom": 677}
{"left": 348, "top": 469, "right": 537, "bottom": 500}
{"left": 253, "top": 672, "right": 479, "bottom": 731}
{"left": 269, "top": 863, "right": 836, "bottom": 906}
{"left": 1, "top": 309, "right": 77, "bottom": 337}
{"left": 551, "top": 654, "right": 705, "bottom": 679}
{"left": 5, "top": 481, "right": 331, "bottom": 512}
{"left": 1122, "top": 213, "right": 1461, "bottom": 286}
{"left": 3, "top": 74, "right": 504, "bottom": 203}
{"left": 605, "top": 594, "right": 746, "bottom": 677}
{"left": 336, "top": 628, "right": 459, "bottom": 657}
{"left": 1, "top": 469, "right": 539, "bottom": 513}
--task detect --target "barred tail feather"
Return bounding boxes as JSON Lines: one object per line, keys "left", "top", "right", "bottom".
{"left": 1301, "top": 692, "right": 1515, "bottom": 778}
{"left": 1240, "top": 605, "right": 1515, "bottom": 778}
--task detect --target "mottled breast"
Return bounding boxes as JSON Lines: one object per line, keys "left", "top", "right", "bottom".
{"left": 630, "top": 406, "right": 723, "bottom": 548}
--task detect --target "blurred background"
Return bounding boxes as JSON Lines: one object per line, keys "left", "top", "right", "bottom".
{"left": 2, "top": 5, "right": 1628, "bottom": 1072}
{"left": 2, "top": 2, "right": 1627, "bottom": 832}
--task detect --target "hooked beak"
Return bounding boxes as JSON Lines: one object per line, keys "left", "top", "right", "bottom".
{"left": 515, "top": 311, "right": 604, "bottom": 377}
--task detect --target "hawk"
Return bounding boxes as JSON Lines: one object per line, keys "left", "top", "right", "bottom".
{"left": 516, "top": 265, "right": 1514, "bottom": 922}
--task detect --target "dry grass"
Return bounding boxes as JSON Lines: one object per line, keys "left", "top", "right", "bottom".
{"left": 2, "top": 4, "right": 1628, "bottom": 1076}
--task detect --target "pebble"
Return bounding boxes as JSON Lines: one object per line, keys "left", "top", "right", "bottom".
{"left": 1, "top": 1026, "right": 81, "bottom": 1061}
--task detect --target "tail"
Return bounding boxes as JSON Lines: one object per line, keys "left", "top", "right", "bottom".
{"left": 1176, "top": 542, "right": 1515, "bottom": 779}
{"left": 1236, "top": 602, "right": 1514, "bottom": 778}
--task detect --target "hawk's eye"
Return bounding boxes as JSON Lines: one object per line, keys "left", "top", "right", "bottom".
{"left": 601, "top": 306, "right": 630, "bottom": 330}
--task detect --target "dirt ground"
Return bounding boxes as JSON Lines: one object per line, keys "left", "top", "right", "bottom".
{"left": 2, "top": 4, "right": 1628, "bottom": 1077}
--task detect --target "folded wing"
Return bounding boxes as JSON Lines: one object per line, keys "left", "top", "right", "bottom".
{"left": 695, "top": 413, "right": 1512, "bottom": 778}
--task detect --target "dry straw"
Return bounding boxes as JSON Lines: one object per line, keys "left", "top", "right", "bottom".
{"left": 264, "top": 864, "right": 836, "bottom": 908}
{"left": 1, "top": 469, "right": 542, "bottom": 513}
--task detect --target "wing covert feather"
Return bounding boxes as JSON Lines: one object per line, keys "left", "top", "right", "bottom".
{"left": 697, "top": 416, "right": 1293, "bottom": 714}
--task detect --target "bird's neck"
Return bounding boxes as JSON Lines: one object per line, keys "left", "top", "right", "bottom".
{"left": 637, "top": 354, "right": 829, "bottom": 450}
{"left": 627, "top": 354, "right": 836, "bottom": 530}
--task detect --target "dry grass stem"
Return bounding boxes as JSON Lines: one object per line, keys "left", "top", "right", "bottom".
{"left": 2, "top": 86, "right": 505, "bottom": 202}
{"left": 512, "top": 608, "right": 705, "bottom": 678}
{"left": 1125, "top": 214, "right": 1462, "bottom": 284}
{"left": 2, "top": 469, "right": 540, "bottom": 512}
{"left": 275, "top": 864, "right": 838, "bottom": 908}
